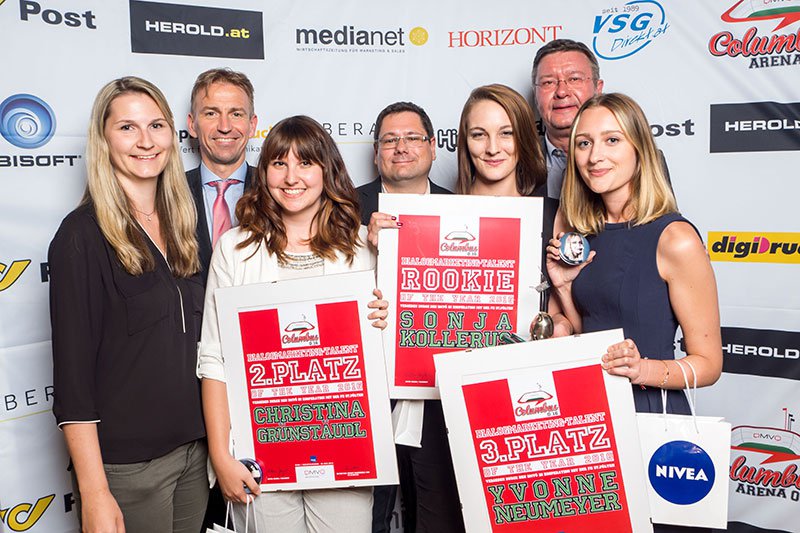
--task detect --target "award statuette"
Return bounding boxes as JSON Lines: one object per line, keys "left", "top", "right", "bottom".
{"left": 559, "top": 232, "right": 590, "bottom": 266}
{"left": 530, "top": 277, "right": 554, "bottom": 341}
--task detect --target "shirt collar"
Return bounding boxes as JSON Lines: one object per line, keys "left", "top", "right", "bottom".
{"left": 380, "top": 179, "right": 431, "bottom": 195}
{"left": 544, "top": 135, "right": 566, "bottom": 163}
{"left": 200, "top": 161, "right": 248, "bottom": 185}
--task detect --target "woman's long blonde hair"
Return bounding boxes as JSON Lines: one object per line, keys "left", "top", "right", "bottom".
{"left": 561, "top": 93, "right": 677, "bottom": 235}
{"left": 83, "top": 76, "right": 199, "bottom": 277}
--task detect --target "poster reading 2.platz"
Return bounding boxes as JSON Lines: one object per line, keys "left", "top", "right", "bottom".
{"left": 377, "top": 194, "right": 542, "bottom": 399}
{"left": 215, "top": 270, "right": 397, "bottom": 491}
{"left": 436, "top": 330, "right": 653, "bottom": 532}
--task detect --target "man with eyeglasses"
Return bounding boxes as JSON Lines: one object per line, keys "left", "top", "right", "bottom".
{"left": 358, "top": 101, "right": 450, "bottom": 226}
{"left": 531, "top": 39, "right": 605, "bottom": 200}
{"left": 357, "top": 102, "right": 460, "bottom": 533}
{"left": 532, "top": 39, "right": 671, "bottom": 200}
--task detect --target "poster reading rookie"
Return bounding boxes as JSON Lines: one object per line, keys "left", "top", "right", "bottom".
{"left": 215, "top": 271, "right": 397, "bottom": 491}
{"left": 377, "top": 194, "right": 542, "bottom": 399}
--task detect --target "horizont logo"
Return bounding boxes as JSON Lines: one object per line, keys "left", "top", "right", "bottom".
{"left": 0, "top": 94, "right": 56, "bottom": 149}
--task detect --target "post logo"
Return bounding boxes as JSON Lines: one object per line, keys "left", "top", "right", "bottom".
{"left": 592, "top": 0, "right": 670, "bottom": 60}
{"left": 18, "top": 1, "right": 97, "bottom": 29}
{"left": 0, "top": 494, "right": 55, "bottom": 531}
{"left": 709, "top": 0, "right": 800, "bottom": 68}
{"left": 439, "top": 217, "right": 480, "bottom": 257}
{"left": 129, "top": 1, "right": 264, "bottom": 59}
{"left": 278, "top": 303, "right": 321, "bottom": 349}
{"left": 0, "top": 95, "right": 55, "bottom": 149}
{"left": 0, "top": 259, "right": 31, "bottom": 291}
{"left": 649, "top": 440, "right": 715, "bottom": 504}
{"left": 708, "top": 232, "right": 800, "bottom": 263}
{"left": 508, "top": 373, "right": 561, "bottom": 422}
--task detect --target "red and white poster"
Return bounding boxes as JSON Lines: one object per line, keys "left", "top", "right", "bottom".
{"left": 377, "top": 194, "right": 542, "bottom": 399}
{"left": 435, "top": 330, "right": 652, "bottom": 532}
{"left": 215, "top": 270, "right": 397, "bottom": 491}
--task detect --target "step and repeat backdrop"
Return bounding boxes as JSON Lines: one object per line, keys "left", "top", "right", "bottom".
{"left": 1, "top": 0, "right": 798, "bottom": 531}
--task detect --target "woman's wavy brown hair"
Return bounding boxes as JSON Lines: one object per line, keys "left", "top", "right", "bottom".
{"left": 236, "top": 115, "right": 361, "bottom": 264}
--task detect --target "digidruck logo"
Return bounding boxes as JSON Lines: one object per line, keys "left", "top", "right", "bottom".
{"left": 708, "top": 232, "right": 800, "bottom": 263}
{"left": 592, "top": 0, "right": 670, "bottom": 60}
{"left": 0, "top": 94, "right": 56, "bottom": 149}
{"left": 649, "top": 440, "right": 715, "bottom": 505}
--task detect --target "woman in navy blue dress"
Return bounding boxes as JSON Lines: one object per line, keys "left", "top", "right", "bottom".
{"left": 545, "top": 92, "right": 722, "bottom": 415}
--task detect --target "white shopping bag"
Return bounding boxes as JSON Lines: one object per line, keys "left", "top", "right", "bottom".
{"left": 636, "top": 360, "right": 731, "bottom": 529}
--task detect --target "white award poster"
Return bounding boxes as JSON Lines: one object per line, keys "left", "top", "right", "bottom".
{"left": 215, "top": 270, "right": 398, "bottom": 491}
{"left": 377, "top": 193, "right": 543, "bottom": 399}
{"left": 435, "top": 329, "right": 653, "bottom": 533}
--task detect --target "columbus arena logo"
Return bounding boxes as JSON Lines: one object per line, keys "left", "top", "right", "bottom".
{"left": 709, "top": 0, "right": 800, "bottom": 68}
{"left": 508, "top": 372, "right": 561, "bottom": 422}
{"left": 515, "top": 385, "right": 560, "bottom": 419}
{"left": 281, "top": 316, "right": 320, "bottom": 345}
{"left": 439, "top": 216, "right": 480, "bottom": 257}
{"left": 708, "top": 232, "right": 800, "bottom": 263}
{"left": 729, "top": 410, "right": 800, "bottom": 500}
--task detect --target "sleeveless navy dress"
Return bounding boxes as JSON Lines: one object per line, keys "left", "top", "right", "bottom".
{"left": 572, "top": 213, "right": 696, "bottom": 416}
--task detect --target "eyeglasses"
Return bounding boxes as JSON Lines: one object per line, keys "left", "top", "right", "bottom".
{"left": 534, "top": 75, "right": 594, "bottom": 92}
{"left": 376, "top": 134, "right": 431, "bottom": 149}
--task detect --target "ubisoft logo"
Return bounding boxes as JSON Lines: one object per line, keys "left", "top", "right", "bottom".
{"left": 0, "top": 94, "right": 56, "bottom": 149}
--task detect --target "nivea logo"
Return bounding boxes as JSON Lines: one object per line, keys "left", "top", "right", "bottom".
{"left": 592, "top": 0, "right": 670, "bottom": 60}
{"left": 648, "top": 440, "right": 715, "bottom": 505}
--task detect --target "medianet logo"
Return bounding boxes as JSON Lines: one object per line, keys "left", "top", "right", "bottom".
{"left": 295, "top": 25, "right": 417, "bottom": 54}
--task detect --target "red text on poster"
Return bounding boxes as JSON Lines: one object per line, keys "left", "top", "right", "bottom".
{"left": 394, "top": 215, "right": 521, "bottom": 387}
{"left": 237, "top": 300, "right": 375, "bottom": 484}
{"left": 462, "top": 364, "right": 632, "bottom": 532}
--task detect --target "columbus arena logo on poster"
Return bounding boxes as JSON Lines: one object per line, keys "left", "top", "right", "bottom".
{"left": 729, "top": 411, "right": 800, "bottom": 501}
{"left": 439, "top": 216, "right": 480, "bottom": 257}
{"left": 507, "top": 373, "right": 561, "bottom": 422}
{"left": 278, "top": 303, "right": 321, "bottom": 349}
{"left": 709, "top": 0, "right": 800, "bottom": 68}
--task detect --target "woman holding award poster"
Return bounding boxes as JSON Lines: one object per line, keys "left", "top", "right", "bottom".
{"left": 49, "top": 77, "right": 208, "bottom": 533}
{"left": 198, "top": 115, "right": 389, "bottom": 532}
{"left": 545, "top": 94, "right": 722, "bottom": 445}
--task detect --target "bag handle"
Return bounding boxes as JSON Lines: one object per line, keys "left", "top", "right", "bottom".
{"left": 224, "top": 498, "right": 260, "bottom": 533}
{"left": 657, "top": 359, "right": 700, "bottom": 432}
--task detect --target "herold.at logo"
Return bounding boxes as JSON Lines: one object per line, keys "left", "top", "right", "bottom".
{"left": 129, "top": 0, "right": 264, "bottom": 59}
{"left": 708, "top": 232, "right": 800, "bottom": 263}
{"left": 709, "top": 0, "right": 800, "bottom": 69}
{"left": 710, "top": 101, "right": 800, "bottom": 152}
{"left": 591, "top": 0, "right": 670, "bottom": 60}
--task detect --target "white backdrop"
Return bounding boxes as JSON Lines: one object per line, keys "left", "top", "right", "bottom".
{"left": 1, "top": 1, "right": 798, "bottom": 531}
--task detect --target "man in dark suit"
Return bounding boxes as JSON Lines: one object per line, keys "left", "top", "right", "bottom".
{"left": 358, "top": 101, "right": 449, "bottom": 227}
{"left": 186, "top": 68, "right": 258, "bottom": 280}
{"left": 531, "top": 39, "right": 671, "bottom": 200}
{"left": 358, "top": 102, "right": 462, "bottom": 533}
{"left": 186, "top": 68, "right": 257, "bottom": 529}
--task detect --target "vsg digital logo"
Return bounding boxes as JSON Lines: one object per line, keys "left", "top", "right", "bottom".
{"left": 648, "top": 440, "right": 715, "bottom": 505}
{"left": 0, "top": 94, "right": 81, "bottom": 168}
{"left": 0, "top": 494, "right": 55, "bottom": 532}
{"left": 591, "top": 0, "right": 670, "bottom": 60}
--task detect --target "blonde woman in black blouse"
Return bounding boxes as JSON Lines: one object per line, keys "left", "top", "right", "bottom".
{"left": 49, "top": 77, "right": 208, "bottom": 533}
